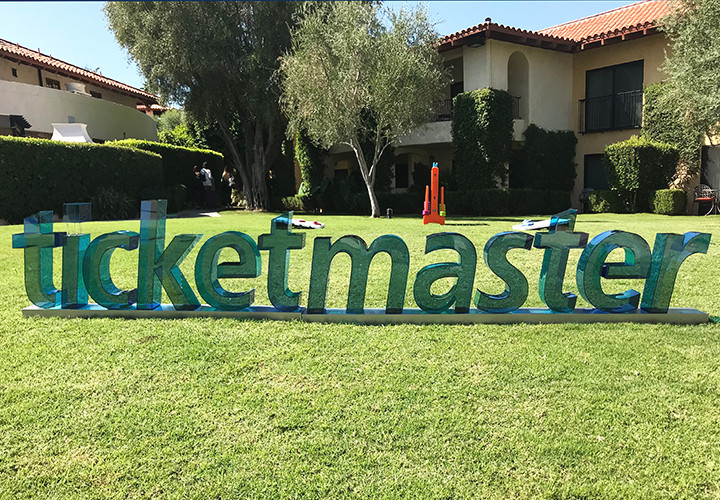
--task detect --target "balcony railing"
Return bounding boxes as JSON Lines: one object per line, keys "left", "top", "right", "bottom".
{"left": 579, "top": 89, "right": 642, "bottom": 133}
{"left": 512, "top": 96, "right": 521, "bottom": 120}
{"left": 431, "top": 99, "right": 453, "bottom": 122}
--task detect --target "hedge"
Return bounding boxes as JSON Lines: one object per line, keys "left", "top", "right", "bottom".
{"left": 603, "top": 135, "right": 679, "bottom": 212}
{"left": 452, "top": 88, "right": 514, "bottom": 190}
{"left": 588, "top": 190, "right": 626, "bottom": 213}
{"left": 510, "top": 124, "right": 577, "bottom": 192}
{"left": 0, "top": 136, "right": 163, "bottom": 223}
{"left": 588, "top": 189, "right": 687, "bottom": 215}
{"left": 652, "top": 189, "right": 687, "bottom": 215}
{"left": 110, "top": 139, "right": 224, "bottom": 192}
{"left": 276, "top": 189, "right": 570, "bottom": 217}
{"left": 295, "top": 131, "right": 325, "bottom": 196}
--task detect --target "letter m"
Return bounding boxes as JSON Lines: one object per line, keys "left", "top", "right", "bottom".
{"left": 307, "top": 235, "right": 409, "bottom": 314}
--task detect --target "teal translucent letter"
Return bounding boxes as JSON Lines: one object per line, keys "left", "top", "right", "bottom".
{"left": 534, "top": 230, "right": 588, "bottom": 313}
{"left": 83, "top": 231, "right": 139, "bottom": 309}
{"left": 576, "top": 230, "right": 651, "bottom": 312}
{"left": 194, "top": 231, "right": 261, "bottom": 310}
{"left": 137, "top": 200, "right": 167, "bottom": 310}
{"left": 12, "top": 211, "right": 66, "bottom": 308}
{"left": 641, "top": 232, "right": 711, "bottom": 313}
{"left": 475, "top": 232, "right": 533, "bottom": 313}
{"left": 413, "top": 233, "right": 476, "bottom": 313}
{"left": 257, "top": 212, "right": 306, "bottom": 311}
{"left": 307, "top": 235, "right": 409, "bottom": 314}
{"left": 137, "top": 199, "right": 202, "bottom": 310}
{"left": 62, "top": 234, "right": 90, "bottom": 308}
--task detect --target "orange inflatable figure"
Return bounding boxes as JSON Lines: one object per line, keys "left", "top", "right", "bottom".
{"left": 422, "top": 162, "right": 445, "bottom": 225}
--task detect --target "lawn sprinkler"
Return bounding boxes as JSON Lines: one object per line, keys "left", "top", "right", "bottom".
{"left": 422, "top": 162, "right": 445, "bottom": 225}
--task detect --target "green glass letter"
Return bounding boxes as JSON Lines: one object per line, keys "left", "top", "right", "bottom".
{"left": 12, "top": 211, "right": 66, "bottom": 308}
{"left": 475, "top": 231, "right": 533, "bottom": 313}
{"left": 641, "top": 232, "right": 711, "bottom": 313}
{"left": 137, "top": 200, "right": 167, "bottom": 310}
{"left": 194, "top": 231, "right": 261, "bottom": 311}
{"left": 83, "top": 231, "right": 139, "bottom": 309}
{"left": 136, "top": 199, "right": 202, "bottom": 310}
{"left": 413, "top": 233, "right": 476, "bottom": 314}
{"left": 576, "top": 230, "right": 651, "bottom": 312}
{"left": 307, "top": 235, "right": 409, "bottom": 314}
{"left": 534, "top": 229, "right": 588, "bottom": 313}
{"left": 258, "top": 212, "right": 306, "bottom": 311}
{"left": 62, "top": 234, "right": 90, "bottom": 308}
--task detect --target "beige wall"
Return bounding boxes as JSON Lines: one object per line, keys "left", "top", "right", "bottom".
{"left": 0, "top": 79, "right": 157, "bottom": 141}
{"left": 486, "top": 40, "right": 574, "bottom": 131}
{"left": 0, "top": 57, "right": 140, "bottom": 109}
{"left": 572, "top": 33, "right": 670, "bottom": 207}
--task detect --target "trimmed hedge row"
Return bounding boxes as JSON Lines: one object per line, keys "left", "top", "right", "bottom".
{"left": 110, "top": 139, "right": 224, "bottom": 191}
{"left": 510, "top": 124, "right": 577, "bottom": 192}
{"left": 0, "top": 136, "right": 163, "bottom": 223}
{"left": 588, "top": 189, "right": 687, "bottom": 215}
{"left": 603, "top": 135, "right": 679, "bottom": 212}
{"left": 276, "top": 189, "right": 571, "bottom": 217}
{"left": 452, "top": 88, "right": 514, "bottom": 190}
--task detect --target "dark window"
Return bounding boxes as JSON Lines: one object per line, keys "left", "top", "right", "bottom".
{"left": 334, "top": 169, "right": 348, "bottom": 179}
{"left": 581, "top": 60, "right": 643, "bottom": 133}
{"left": 46, "top": 78, "right": 60, "bottom": 90}
{"left": 584, "top": 154, "right": 609, "bottom": 190}
{"left": 395, "top": 163, "right": 408, "bottom": 189}
{"left": 450, "top": 81, "right": 464, "bottom": 99}
{"left": 11, "top": 68, "right": 17, "bottom": 77}
{"left": 90, "top": 91, "right": 102, "bottom": 99}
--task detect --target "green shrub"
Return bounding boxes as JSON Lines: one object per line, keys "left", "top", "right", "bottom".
{"left": 296, "top": 131, "right": 326, "bottom": 195}
{"left": 603, "top": 135, "right": 679, "bottom": 212}
{"left": 110, "top": 139, "right": 224, "bottom": 193}
{"left": 0, "top": 136, "right": 163, "bottom": 223}
{"left": 91, "top": 187, "right": 136, "bottom": 221}
{"left": 452, "top": 88, "right": 514, "bottom": 191}
{"left": 652, "top": 189, "right": 687, "bottom": 215}
{"left": 588, "top": 190, "right": 626, "bottom": 213}
{"left": 510, "top": 124, "right": 577, "bottom": 192}
{"left": 643, "top": 83, "right": 702, "bottom": 173}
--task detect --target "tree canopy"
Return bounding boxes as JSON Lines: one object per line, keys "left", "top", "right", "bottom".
{"left": 660, "top": 0, "right": 720, "bottom": 146}
{"left": 105, "top": 1, "right": 298, "bottom": 210}
{"left": 280, "top": 2, "right": 448, "bottom": 217}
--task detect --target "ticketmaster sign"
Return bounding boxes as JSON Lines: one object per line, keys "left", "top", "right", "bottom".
{"left": 13, "top": 200, "right": 711, "bottom": 324}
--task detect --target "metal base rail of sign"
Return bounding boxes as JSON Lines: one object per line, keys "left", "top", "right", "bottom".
{"left": 22, "top": 305, "right": 709, "bottom": 325}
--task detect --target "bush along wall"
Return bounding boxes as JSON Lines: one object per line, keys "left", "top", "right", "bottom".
{"left": 652, "top": 189, "right": 687, "bottom": 215}
{"left": 452, "top": 88, "right": 514, "bottom": 190}
{"left": 295, "top": 130, "right": 326, "bottom": 196}
{"left": 110, "top": 139, "right": 224, "bottom": 193}
{"left": 276, "top": 189, "right": 569, "bottom": 217}
{"left": 603, "top": 135, "right": 679, "bottom": 212}
{"left": 510, "top": 124, "right": 577, "bottom": 192}
{"left": 0, "top": 136, "right": 163, "bottom": 223}
{"left": 587, "top": 190, "right": 627, "bottom": 213}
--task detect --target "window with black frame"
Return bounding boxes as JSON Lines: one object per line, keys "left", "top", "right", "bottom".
{"left": 582, "top": 60, "right": 643, "bottom": 133}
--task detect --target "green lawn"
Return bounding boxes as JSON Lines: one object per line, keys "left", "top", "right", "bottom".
{"left": 1, "top": 211, "right": 720, "bottom": 498}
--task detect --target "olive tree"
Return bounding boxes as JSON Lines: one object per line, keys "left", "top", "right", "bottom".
{"left": 280, "top": 2, "right": 448, "bottom": 217}
{"left": 105, "top": 1, "right": 298, "bottom": 210}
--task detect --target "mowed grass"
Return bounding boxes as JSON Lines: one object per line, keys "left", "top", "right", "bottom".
{"left": 1, "top": 211, "right": 720, "bottom": 498}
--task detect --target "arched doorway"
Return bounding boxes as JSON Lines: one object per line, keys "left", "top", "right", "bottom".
{"left": 507, "top": 52, "right": 529, "bottom": 121}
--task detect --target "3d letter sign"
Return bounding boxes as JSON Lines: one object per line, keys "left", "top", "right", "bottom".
{"left": 13, "top": 201, "right": 711, "bottom": 324}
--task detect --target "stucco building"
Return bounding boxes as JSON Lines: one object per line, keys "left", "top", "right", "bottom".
{"left": 325, "top": 0, "right": 705, "bottom": 209}
{"left": 0, "top": 37, "right": 159, "bottom": 142}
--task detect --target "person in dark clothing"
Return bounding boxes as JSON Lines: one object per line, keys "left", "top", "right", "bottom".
{"left": 193, "top": 165, "right": 206, "bottom": 208}
{"left": 220, "top": 166, "right": 236, "bottom": 208}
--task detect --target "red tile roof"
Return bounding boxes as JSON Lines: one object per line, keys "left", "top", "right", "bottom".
{"left": 440, "top": 0, "right": 677, "bottom": 53}
{"left": 0, "top": 38, "right": 157, "bottom": 104}
{"left": 137, "top": 104, "right": 173, "bottom": 114}
{"left": 537, "top": 0, "right": 675, "bottom": 43}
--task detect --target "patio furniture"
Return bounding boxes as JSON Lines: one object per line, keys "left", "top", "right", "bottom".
{"left": 693, "top": 184, "right": 716, "bottom": 215}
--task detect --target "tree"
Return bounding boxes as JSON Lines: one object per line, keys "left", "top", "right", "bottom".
{"left": 280, "top": 2, "right": 448, "bottom": 217}
{"left": 105, "top": 1, "right": 298, "bottom": 210}
{"left": 659, "top": 0, "right": 720, "bottom": 149}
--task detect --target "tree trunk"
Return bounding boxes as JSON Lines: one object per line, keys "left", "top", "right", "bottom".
{"left": 347, "top": 136, "right": 381, "bottom": 217}
{"left": 365, "top": 180, "right": 381, "bottom": 218}
{"left": 216, "top": 118, "right": 253, "bottom": 207}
